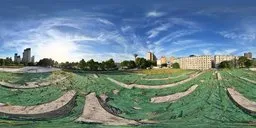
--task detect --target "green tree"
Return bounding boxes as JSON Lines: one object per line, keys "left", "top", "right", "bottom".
{"left": 244, "top": 60, "right": 253, "bottom": 68}
{"left": 87, "top": 59, "right": 99, "bottom": 71}
{"left": 219, "top": 61, "right": 234, "bottom": 69}
{"left": 121, "top": 60, "right": 136, "bottom": 69}
{"left": 79, "top": 59, "right": 87, "bottom": 70}
{"left": 238, "top": 56, "right": 249, "bottom": 68}
{"left": 135, "top": 58, "right": 150, "bottom": 69}
{"left": 37, "top": 58, "right": 54, "bottom": 67}
{"left": 104, "top": 58, "right": 116, "bottom": 70}
{"left": 172, "top": 63, "right": 180, "bottom": 69}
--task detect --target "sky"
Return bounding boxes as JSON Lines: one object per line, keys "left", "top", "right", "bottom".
{"left": 0, "top": 0, "right": 256, "bottom": 62}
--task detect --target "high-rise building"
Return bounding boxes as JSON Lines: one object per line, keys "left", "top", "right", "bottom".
{"left": 244, "top": 52, "right": 252, "bottom": 60}
{"left": 22, "top": 48, "right": 31, "bottom": 63}
{"left": 14, "top": 53, "right": 18, "bottom": 62}
{"left": 14, "top": 53, "right": 21, "bottom": 63}
{"left": 146, "top": 52, "right": 157, "bottom": 61}
{"left": 31, "top": 56, "right": 35, "bottom": 64}
{"left": 17, "top": 56, "right": 21, "bottom": 63}
{"left": 214, "top": 55, "right": 238, "bottom": 68}
{"left": 174, "top": 55, "right": 212, "bottom": 70}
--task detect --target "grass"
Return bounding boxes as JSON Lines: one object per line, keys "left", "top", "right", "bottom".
{"left": 0, "top": 69, "right": 256, "bottom": 128}
{"left": 106, "top": 69, "right": 194, "bottom": 85}
{"left": 0, "top": 86, "right": 63, "bottom": 106}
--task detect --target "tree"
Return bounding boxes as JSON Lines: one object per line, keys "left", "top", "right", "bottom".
{"left": 135, "top": 58, "right": 150, "bottom": 69}
{"left": 172, "top": 63, "right": 180, "bottom": 69}
{"left": 238, "top": 56, "right": 249, "bottom": 68}
{"left": 189, "top": 55, "right": 196, "bottom": 57}
{"left": 87, "top": 59, "right": 99, "bottom": 71}
{"left": 133, "top": 54, "right": 138, "bottom": 61}
{"left": 104, "top": 58, "right": 116, "bottom": 70}
{"left": 37, "top": 58, "right": 54, "bottom": 67}
{"left": 79, "top": 59, "right": 87, "bottom": 70}
{"left": 244, "top": 60, "right": 253, "bottom": 68}
{"left": 219, "top": 61, "right": 234, "bottom": 69}
{"left": 121, "top": 60, "right": 136, "bottom": 69}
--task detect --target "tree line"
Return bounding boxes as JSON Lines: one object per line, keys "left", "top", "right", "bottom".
{"left": 218, "top": 56, "right": 255, "bottom": 69}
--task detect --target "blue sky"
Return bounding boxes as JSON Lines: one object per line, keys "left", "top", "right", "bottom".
{"left": 0, "top": 0, "right": 256, "bottom": 62}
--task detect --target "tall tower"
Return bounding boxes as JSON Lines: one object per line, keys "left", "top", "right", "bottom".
{"left": 22, "top": 48, "right": 31, "bottom": 63}
{"left": 14, "top": 53, "right": 18, "bottom": 62}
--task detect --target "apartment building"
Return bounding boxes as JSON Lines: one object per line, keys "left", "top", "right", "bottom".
{"left": 214, "top": 55, "right": 238, "bottom": 68}
{"left": 146, "top": 52, "right": 157, "bottom": 61}
{"left": 174, "top": 55, "right": 212, "bottom": 70}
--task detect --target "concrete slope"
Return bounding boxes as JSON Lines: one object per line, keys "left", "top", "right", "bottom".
{"left": 151, "top": 85, "right": 198, "bottom": 103}
{"left": 0, "top": 90, "right": 76, "bottom": 119}
{"left": 76, "top": 92, "right": 139, "bottom": 126}
{"left": 227, "top": 88, "right": 256, "bottom": 115}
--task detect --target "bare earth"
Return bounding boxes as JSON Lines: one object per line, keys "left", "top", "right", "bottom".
{"left": 76, "top": 92, "right": 139, "bottom": 126}
{"left": 107, "top": 71, "right": 203, "bottom": 89}
{"left": 151, "top": 85, "right": 198, "bottom": 103}
{"left": 0, "top": 90, "right": 76, "bottom": 119}
{"left": 0, "top": 66, "right": 60, "bottom": 73}
{"left": 227, "top": 88, "right": 256, "bottom": 114}
{"left": 0, "top": 77, "right": 67, "bottom": 89}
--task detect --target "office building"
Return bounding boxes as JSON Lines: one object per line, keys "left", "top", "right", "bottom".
{"left": 14, "top": 53, "right": 21, "bottom": 63}
{"left": 22, "top": 48, "right": 31, "bottom": 63}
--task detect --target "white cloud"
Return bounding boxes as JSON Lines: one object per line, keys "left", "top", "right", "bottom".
{"left": 146, "top": 11, "right": 166, "bottom": 17}
{"left": 219, "top": 31, "right": 256, "bottom": 41}
{"left": 202, "top": 49, "right": 211, "bottom": 55}
{"left": 97, "top": 18, "right": 114, "bottom": 25}
{"left": 147, "top": 23, "right": 171, "bottom": 38}
{"left": 153, "top": 29, "right": 199, "bottom": 45}
{"left": 214, "top": 49, "right": 237, "bottom": 55}
{"left": 121, "top": 26, "right": 131, "bottom": 32}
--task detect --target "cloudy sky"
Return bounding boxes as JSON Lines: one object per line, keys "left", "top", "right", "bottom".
{"left": 0, "top": 0, "right": 256, "bottom": 62}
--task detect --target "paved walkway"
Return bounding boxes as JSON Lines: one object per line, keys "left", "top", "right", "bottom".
{"left": 0, "top": 77, "right": 67, "bottom": 89}
{"left": 227, "top": 88, "right": 256, "bottom": 114}
{"left": 76, "top": 92, "right": 139, "bottom": 126}
{"left": 0, "top": 90, "right": 76, "bottom": 119}
{"left": 151, "top": 85, "right": 198, "bottom": 103}
{"left": 107, "top": 72, "right": 203, "bottom": 89}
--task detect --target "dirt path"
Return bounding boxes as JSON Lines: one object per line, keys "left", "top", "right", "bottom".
{"left": 76, "top": 92, "right": 139, "bottom": 125}
{"left": 0, "top": 77, "right": 67, "bottom": 89}
{"left": 151, "top": 85, "right": 198, "bottom": 103}
{"left": 227, "top": 88, "right": 256, "bottom": 115}
{"left": 0, "top": 90, "right": 76, "bottom": 119}
{"left": 107, "top": 72, "right": 204, "bottom": 89}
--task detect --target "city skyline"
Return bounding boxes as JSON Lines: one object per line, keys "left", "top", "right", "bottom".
{"left": 0, "top": 0, "right": 256, "bottom": 62}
